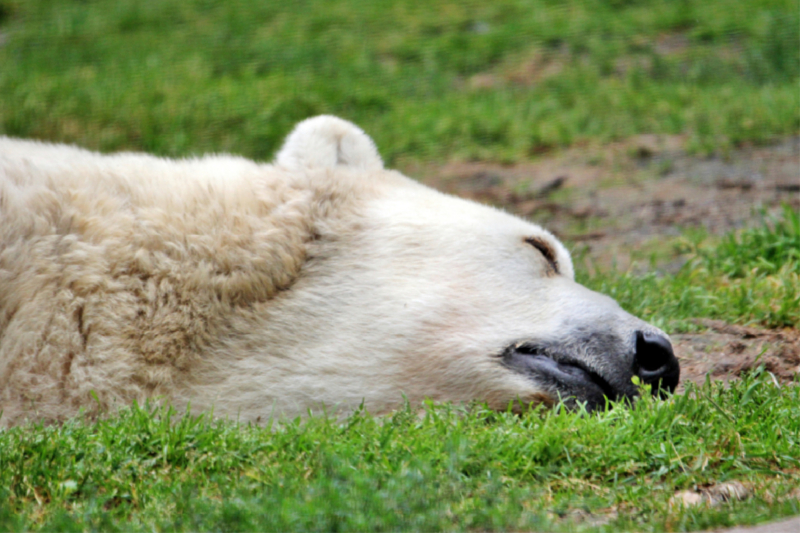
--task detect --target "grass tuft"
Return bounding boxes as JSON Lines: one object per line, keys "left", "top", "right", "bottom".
{"left": 697, "top": 204, "right": 800, "bottom": 278}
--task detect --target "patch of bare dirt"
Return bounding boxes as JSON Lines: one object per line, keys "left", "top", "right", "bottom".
{"left": 458, "top": 48, "right": 568, "bottom": 91}
{"left": 671, "top": 481, "right": 753, "bottom": 508}
{"left": 675, "top": 320, "right": 800, "bottom": 390}
{"left": 412, "top": 138, "right": 800, "bottom": 387}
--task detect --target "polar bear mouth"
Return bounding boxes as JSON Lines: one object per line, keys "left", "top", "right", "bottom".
{"left": 501, "top": 342, "right": 623, "bottom": 409}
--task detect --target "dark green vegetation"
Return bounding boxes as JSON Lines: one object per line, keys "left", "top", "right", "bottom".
{"left": 581, "top": 204, "right": 800, "bottom": 332}
{"left": 1, "top": 369, "right": 798, "bottom": 532}
{"left": 0, "top": 0, "right": 797, "bottom": 163}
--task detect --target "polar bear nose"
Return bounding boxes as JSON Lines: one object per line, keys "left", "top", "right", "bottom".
{"left": 633, "top": 331, "right": 680, "bottom": 396}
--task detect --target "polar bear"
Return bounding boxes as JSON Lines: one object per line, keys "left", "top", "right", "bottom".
{"left": 0, "top": 116, "right": 679, "bottom": 426}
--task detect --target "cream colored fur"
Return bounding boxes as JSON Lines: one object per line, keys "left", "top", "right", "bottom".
{"left": 0, "top": 116, "right": 662, "bottom": 426}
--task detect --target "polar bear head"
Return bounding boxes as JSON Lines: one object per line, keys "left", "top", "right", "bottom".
{"left": 184, "top": 116, "right": 680, "bottom": 419}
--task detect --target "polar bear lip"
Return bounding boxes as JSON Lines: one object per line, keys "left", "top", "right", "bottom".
{"left": 502, "top": 345, "right": 622, "bottom": 410}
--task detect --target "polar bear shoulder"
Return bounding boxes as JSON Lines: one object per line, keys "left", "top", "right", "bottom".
{"left": 0, "top": 117, "right": 393, "bottom": 426}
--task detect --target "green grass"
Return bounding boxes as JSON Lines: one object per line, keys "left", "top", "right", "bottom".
{"left": 1, "top": 369, "right": 798, "bottom": 532}
{"left": 579, "top": 204, "right": 800, "bottom": 332}
{"left": 1, "top": 0, "right": 798, "bottom": 163}
{"left": 699, "top": 204, "right": 800, "bottom": 279}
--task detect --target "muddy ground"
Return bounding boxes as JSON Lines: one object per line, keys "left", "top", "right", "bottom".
{"left": 414, "top": 137, "right": 800, "bottom": 388}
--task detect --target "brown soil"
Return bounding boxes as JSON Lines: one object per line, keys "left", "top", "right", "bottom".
{"left": 411, "top": 137, "right": 800, "bottom": 387}
{"left": 674, "top": 320, "right": 800, "bottom": 390}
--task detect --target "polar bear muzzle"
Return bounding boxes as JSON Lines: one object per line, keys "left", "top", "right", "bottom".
{"left": 502, "top": 329, "right": 679, "bottom": 411}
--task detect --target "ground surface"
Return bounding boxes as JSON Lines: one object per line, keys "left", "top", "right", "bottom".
{"left": 719, "top": 515, "right": 800, "bottom": 533}
{"left": 1, "top": 1, "right": 797, "bottom": 530}
{"left": 417, "top": 139, "right": 800, "bottom": 390}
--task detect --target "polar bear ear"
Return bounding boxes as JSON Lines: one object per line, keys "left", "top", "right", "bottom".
{"left": 275, "top": 115, "right": 384, "bottom": 172}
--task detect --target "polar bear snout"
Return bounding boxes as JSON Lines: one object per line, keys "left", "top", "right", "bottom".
{"left": 501, "top": 327, "right": 679, "bottom": 411}
{"left": 633, "top": 331, "right": 679, "bottom": 397}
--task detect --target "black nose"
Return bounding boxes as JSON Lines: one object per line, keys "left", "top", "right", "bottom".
{"left": 634, "top": 331, "right": 680, "bottom": 397}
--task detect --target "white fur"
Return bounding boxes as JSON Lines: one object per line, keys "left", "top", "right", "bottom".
{"left": 0, "top": 117, "right": 662, "bottom": 426}
{"left": 275, "top": 115, "right": 383, "bottom": 172}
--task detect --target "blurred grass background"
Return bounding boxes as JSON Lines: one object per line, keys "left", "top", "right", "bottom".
{"left": 1, "top": 0, "right": 797, "bottom": 164}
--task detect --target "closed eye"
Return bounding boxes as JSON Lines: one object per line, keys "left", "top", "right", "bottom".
{"left": 524, "top": 236, "right": 559, "bottom": 275}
